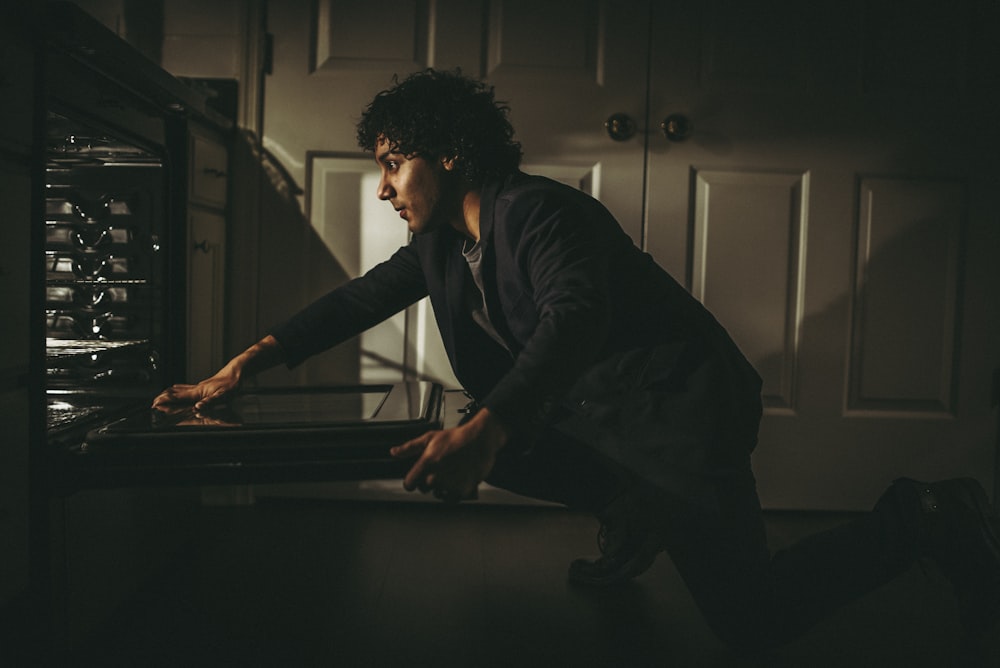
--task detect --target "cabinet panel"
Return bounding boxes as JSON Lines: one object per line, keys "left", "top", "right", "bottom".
{"left": 691, "top": 169, "right": 807, "bottom": 413}
{"left": 486, "top": 0, "right": 601, "bottom": 79}
{"left": 0, "top": 388, "right": 30, "bottom": 607}
{"left": 189, "top": 132, "right": 229, "bottom": 208}
{"left": 0, "top": 158, "right": 31, "bottom": 376}
{"left": 313, "top": 0, "right": 429, "bottom": 71}
{"left": 0, "top": 21, "right": 35, "bottom": 155}
{"left": 187, "top": 208, "right": 227, "bottom": 381}
{"left": 848, "top": 177, "right": 964, "bottom": 414}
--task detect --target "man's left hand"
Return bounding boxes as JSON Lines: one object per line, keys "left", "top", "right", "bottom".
{"left": 390, "top": 407, "right": 508, "bottom": 503}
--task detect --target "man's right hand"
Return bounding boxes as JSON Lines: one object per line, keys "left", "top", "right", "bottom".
{"left": 151, "top": 370, "right": 241, "bottom": 411}
{"left": 151, "top": 334, "right": 285, "bottom": 411}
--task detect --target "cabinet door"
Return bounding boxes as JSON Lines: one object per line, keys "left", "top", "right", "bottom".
{"left": 0, "top": 158, "right": 31, "bottom": 377}
{"left": 187, "top": 208, "right": 227, "bottom": 381}
{"left": 645, "top": 1, "right": 1000, "bottom": 509}
{"left": 189, "top": 130, "right": 229, "bottom": 209}
{"left": 0, "top": 388, "right": 30, "bottom": 607}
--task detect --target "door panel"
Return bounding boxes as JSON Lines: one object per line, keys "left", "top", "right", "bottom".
{"left": 848, "top": 177, "right": 964, "bottom": 415}
{"left": 313, "top": 0, "right": 430, "bottom": 72}
{"left": 691, "top": 168, "right": 807, "bottom": 413}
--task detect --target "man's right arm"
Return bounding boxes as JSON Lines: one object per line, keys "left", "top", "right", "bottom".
{"left": 151, "top": 334, "right": 285, "bottom": 410}
{"left": 154, "top": 240, "right": 428, "bottom": 410}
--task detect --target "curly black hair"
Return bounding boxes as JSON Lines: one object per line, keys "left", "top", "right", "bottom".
{"left": 356, "top": 69, "right": 523, "bottom": 186}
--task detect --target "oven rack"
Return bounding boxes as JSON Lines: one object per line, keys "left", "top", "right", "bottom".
{"left": 45, "top": 278, "right": 150, "bottom": 286}
{"left": 46, "top": 338, "right": 152, "bottom": 361}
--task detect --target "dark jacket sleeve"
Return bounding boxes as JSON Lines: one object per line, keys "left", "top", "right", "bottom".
{"left": 268, "top": 242, "right": 428, "bottom": 368}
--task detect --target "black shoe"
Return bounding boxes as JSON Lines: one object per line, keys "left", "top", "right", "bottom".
{"left": 897, "top": 477, "right": 1000, "bottom": 638}
{"left": 568, "top": 493, "right": 665, "bottom": 586}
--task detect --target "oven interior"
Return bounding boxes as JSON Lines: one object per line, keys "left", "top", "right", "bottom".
{"left": 44, "top": 110, "right": 172, "bottom": 441}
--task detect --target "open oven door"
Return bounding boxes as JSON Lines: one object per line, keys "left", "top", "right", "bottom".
{"left": 49, "top": 382, "right": 444, "bottom": 494}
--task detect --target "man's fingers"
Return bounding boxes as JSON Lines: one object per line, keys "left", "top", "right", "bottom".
{"left": 390, "top": 433, "right": 433, "bottom": 459}
{"left": 403, "top": 457, "right": 432, "bottom": 492}
{"left": 394, "top": 435, "right": 431, "bottom": 491}
{"left": 152, "top": 384, "right": 197, "bottom": 407}
{"left": 394, "top": 428, "right": 483, "bottom": 503}
{"left": 401, "top": 436, "right": 446, "bottom": 492}
{"left": 194, "top": 386, "right": 228, "bottom": 410}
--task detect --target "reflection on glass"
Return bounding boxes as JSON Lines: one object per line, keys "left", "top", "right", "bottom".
{"left": 152, "top": 388, "right": 392, "bottom": 428}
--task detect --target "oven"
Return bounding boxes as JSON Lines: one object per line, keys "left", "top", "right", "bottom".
{"left": 38, "top": 3, "right": 445, "bottom": 495}
{"left": 11, "top": 4, "right": 447, "bottom": 655}
{"left": 41, "top": 3, "right": 191, "bottom": 491}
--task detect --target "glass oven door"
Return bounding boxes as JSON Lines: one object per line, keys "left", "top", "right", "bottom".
{"left": 53, "top": 382, "right": 444, "bottom": 492}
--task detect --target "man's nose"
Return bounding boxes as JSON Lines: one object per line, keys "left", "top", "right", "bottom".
{"left": 377, "top": 176, "right": 393, "bottom": 200}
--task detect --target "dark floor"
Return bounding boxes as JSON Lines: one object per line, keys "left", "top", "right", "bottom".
{"left": 59, "top": 497, "right": 997, "bottom": 667}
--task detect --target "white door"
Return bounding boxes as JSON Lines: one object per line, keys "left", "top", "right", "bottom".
{"left": 261, "top": 0, "right": 650, "bottom": 386}
{"left": 645, "top": 1, "right": 1000, "bottom": 509}
{"left": 261, "top": 0, "right": 999, "bottom": 509}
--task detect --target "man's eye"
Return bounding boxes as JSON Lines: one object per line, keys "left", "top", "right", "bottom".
{"left": 386, "top": 161, "right": 397, "bottom": 170}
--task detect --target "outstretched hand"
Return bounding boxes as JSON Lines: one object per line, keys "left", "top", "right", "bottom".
{"left": 151, "top": 335, "right": 284, "bottom": 412}
{"left": 391, "top": 407, "right": 508, "bottom": 503}
{"left": 151, "top": 370, "right": 240, "bottom": 411}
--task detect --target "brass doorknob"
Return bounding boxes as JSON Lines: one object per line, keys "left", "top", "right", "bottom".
{"left": 661, "top": 114, "right": 693, "bottom": 141}
{"left": 605, "top": 113, "right": 636, "bottom": 141}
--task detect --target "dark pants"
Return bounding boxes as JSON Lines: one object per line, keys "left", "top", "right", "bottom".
{"left": 485, "top": 427, "right": 922, "bottom": 653}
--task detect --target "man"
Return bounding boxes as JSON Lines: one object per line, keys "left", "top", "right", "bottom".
{"left": 154, "top": 69, "right": 1000, "bottom": 653}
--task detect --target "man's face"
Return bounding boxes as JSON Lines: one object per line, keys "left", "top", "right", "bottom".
{"left": 374, "top": 137, "right": 456, "bottom": 235}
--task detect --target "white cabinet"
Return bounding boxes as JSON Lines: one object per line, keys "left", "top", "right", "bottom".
{"left": 186, "top": 126, "right": 229, "bottom": 382}
{"left": 189, "top": 131, "right": 230, "bottom": 209}
{"left": 187, "top": 207, "right": 227, "bottom": 381}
